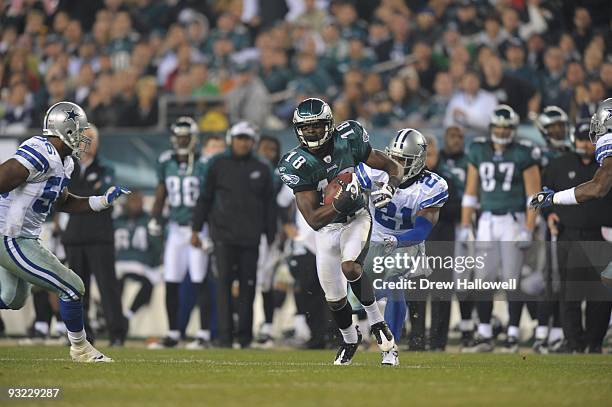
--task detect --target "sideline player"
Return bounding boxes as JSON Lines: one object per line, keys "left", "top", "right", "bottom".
{"left": 358, "top": 129, "right": 448, "bottom": 365}
{"left": 278, "top": 98, "right": 403, "bottom": 365}
{"left": 460, "top": 105, "right": 542, "bottom": 352}
{"left": 0, "top": 101, "right": 129, "bottom": 362}
{"left": 147, "top": 117, "right": 211, "bottom": 349}
{"left": 531, "top": 98, "right": 612, "bottom": 287}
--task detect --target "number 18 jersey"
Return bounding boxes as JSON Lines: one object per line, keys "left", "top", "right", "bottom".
{"left": 0, "top": 136, "right": 74, "bottom": 238}
{"left": 356, "top": 163, "right": 448, "bottom": 242}
{"left": 157, "top": 151, "right": 208, "bottom": 226}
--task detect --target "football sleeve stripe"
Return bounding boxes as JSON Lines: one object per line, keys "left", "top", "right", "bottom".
{"left": 356, "top": 163, "right": 372, "bottom": 189}
{"left": 20, "top": 145, "right": 49, "bottom": 172}
{"left": 595, "top": 143, "right": 612, "bottom": 164}
{"left": 419, "top": 190, "right": 449, "bottom": 210}
{"left": 15, "top": 150, "right": 44, "bottom": 172}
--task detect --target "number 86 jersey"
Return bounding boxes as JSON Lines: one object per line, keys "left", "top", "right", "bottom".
{"left": 355, "top": 163, "right": 448, "bottom": 242}
{"left": 0, "top": 136, "right": 74, "bottom": 238}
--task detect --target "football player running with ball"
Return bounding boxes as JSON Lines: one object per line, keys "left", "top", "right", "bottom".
{"left": 357, "top": 129, "right": 449, "bottom": 365}
{"left": 148, "top": 117, "right": 212, "bottom": 349}
{"left": 278, "top": 98, "right": 403, "bottom": 365}
{"left": 460, "top": 105, "right": 542, "bottom": 353}
{"left": 0, "top": 101, "right": 130, "bottom": 362}
{"left": 531, "top": 98, "right": 612, "bottom": 287}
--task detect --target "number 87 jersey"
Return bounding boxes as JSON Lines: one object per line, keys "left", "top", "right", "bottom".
{"left": 355, "top": 163, "right": 448, "bottom": 242}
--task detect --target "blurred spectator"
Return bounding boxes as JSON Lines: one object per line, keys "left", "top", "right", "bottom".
{"left": 258, "top": 48, "right": 291, "bottom": 94}
{"left": 333, "top": 1, "right": 367, "bottom": 42}
{"left": 119, "top": 76, "right": 159, "bottom": 127}
{"left": 444, "top": 69, "right": 497, "bottom": 134}
{"left": 504, "top": 38, "right": 539, "bottom": 88}
{"left": 372, "top": 74, "right": 422, "bottom": 128}
{"left": 87, "top": 73, "right": 120, "bottom": 127}
{"left": 0, "top": 81, "right": 32, "bottom": 134}
{"left": 424, "top": 71, "right": 454, "bottom": 127}
{"left": 501, "top": 3, "right": 548, "bottom": 41}
{"left": 412, "top": 8, "right": 441, "bottom": 45}
{"left": 226, "top": 64, "right": 270, "bottom": 129}
{"left": 476, "top": 12, "right": 507, "bottom": 52}
{"left": 481, "top": 55, "right": 540, "bottom": 121}
{"left": 206, "top": 12, "right": 250, "bottom": 52}
{"left": 576, "top": 78, "right": 607, "bottom": 121}
{"left": 558, "top": 33, "right": 581, "bottom": 63}
{"left": 539, "top": 47, "right": 569, "bottom": 112}
{"left": 454, "top": 1, "right": 481, "bottom": 41}
{"left": 600, "top": 63, "right": 612, "bottom": 95}
{"left": 385, "top": 14, "right": 411, "bottom": 62}
{"left": 412, "top": 41, "right": 440, "bottom": 94}
{"left": 74, "top": 63, "right": 95, "bottom": 105}
{"left": 583, "top": 44, "right": 604, "bottom": 79}
{"left": 572, "top": 7, "right": 592, "bottom": 54}
{"left": 338, "top": 37, "right": 376, "bottom": 75}
{"left": 294, "top": 0, "right": 327, "bottom": 35}
{"left": 191, "top": 63, "right": 220, "bottom": 97}
{"left": 289, "top": 52, "right": 336, "bottom": 98}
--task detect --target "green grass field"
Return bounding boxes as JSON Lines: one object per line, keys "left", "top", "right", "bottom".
{"left": 0, "top": 346, "right": 610, "bottom": 406}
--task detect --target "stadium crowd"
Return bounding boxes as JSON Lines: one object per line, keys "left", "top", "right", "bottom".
{"left": 0, "top": 0, "right": 611, "bottom": 355}
{"left": 0, "top": 0, "right": 610, "bottom": 134}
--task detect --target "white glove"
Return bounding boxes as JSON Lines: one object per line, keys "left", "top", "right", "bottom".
{"left": 516, "top": 227, "right": 533, "bottom": 250}
{"left": 382, "top": 235, "right": 398, "bottom": 255}
{"left": 371, "top": 183, "right": 396, "bottom": 209}
{"left": 89, "top": 186, "right": 131, "bottom": 211}
{"left": 200, "top": 236, "right": 214, "bottom": 253}
{"left": 147, "top": 218, "right": 162, "bottom": 236}
{"left": 456, "top": 225, "right": 474, "bottom": 242}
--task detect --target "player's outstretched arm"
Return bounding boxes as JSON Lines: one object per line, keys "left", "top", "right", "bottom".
{"left": 55, "top": 186, "right": 130, "bottom": 213}
{"left": 295, "top": 189, "right": 340, "bottom": 231}
{"left": 531, "top": 157, "right": 612, "bottom": 208}
{"left": 0, "top": 159, "right": 29, "bottom": 194}
{"left": 460, "top": 163, "right": 479, "bottom": 228}
{"left": 575, "top": 157, "right": 612, "bottom": 202}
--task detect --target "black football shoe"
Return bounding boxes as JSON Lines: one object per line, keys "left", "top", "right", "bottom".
{"left": 333, "top": 326, "right": 362, "bottom": 365}
{"left": 370, "top": 321, "right": 395, "bottom": 352}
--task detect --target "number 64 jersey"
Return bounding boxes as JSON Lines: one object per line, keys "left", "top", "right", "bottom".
{"left": 0, "top": 136, "right": 74, "bottom": 238}
{"left": 356, "top": 163, "right": 448, "bottom": 242}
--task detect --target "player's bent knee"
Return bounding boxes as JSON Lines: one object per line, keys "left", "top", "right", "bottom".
{"left": 2, "top": 284, "right": 28, "bottom": 310}
{"left": 326, "top": 296, "right": 348, "bottom": 311}
{"left": 341, "top": 261, "right": 362, "bottom": 282}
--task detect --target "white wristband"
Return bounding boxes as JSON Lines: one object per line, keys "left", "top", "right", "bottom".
{"left": 552, "top": 188, "right": 578, "bottom": 205}
{"left": 462, "top": 194, "right": 478, "bottom": 208}
{"left": 88, "top": 195, "right": 108, "bottom": 212}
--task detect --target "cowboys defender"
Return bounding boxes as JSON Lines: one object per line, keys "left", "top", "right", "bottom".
{"left": 148, "top": 117, "right": 211, "bottom": 349}
{"left": 459, "top": 105, "right": 542, "bottom": 353}
{"left": 278, "top": 98, "right": 403, "bottom": 365}
{"left": 357, "top": 128, "right": 449, "bottom": 365}
{"left": 531, "top": 98, "right": 612, "bottom": 287}
{"left": 0, "top": 101, "right": 129, "bottom": 362}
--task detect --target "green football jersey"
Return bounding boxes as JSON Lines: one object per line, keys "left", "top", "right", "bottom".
{"left": 278, "top": 120, "right": 372, "bottom": 222}
{"left": 467, "top": 137, "right": 540, "bottom": 213}
{"left": 114, "top": 212, "right": 162, "bottom": 267}
{"left": 440, "top": 151, "right": 469, "bottom": 198}
{"left": 157, "top": 151, "right": 208, "bottom": 225}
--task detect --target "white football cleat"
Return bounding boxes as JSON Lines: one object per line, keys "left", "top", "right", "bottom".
{"left": 381, "top": 345, "right": 399, "bottom": 366}
{"left": 70, "top": 341, "right": 114, "bottom": 363}
{"left": 370, "top": 321, "right": 395, "bottom": 352}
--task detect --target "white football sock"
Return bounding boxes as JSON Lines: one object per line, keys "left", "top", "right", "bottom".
{"left": 459, "top": 319, "right": 474, "bottom": 332}
{"left": 260, "top": 323, "right": 272, "bottom": 336}
{"left": 339, "top": 324, "right": 358, "bottom": 344}
{"left": 67, "top": 329, "right": 86, "bottom": 346}
{"left": 478, "top": 323, "right": 492, "bottom": 339}
{"left": 548, "top": 327, "right": 564, "bottom": 343}
{"left": 294, "top": 315, "right": 310, "bottom": 340}
{"left": 363, "top": 302, "right": 384, "bottom": 326}
{"left": 535, "top": 325, "right": 549, "bottom": 340}
{"left": 34, "top": 321, "right": 49, "bottom": 335}
{"left": 507, "top": 325, "right": 520, "bottom": 339}
{"left": 55, "top": 321, "right": 67, "bottom": 336}
{"left": 196, "top": 329, "right": 211, "bottom": 341}
{"left": 167, "top": 330, "right": 180, "bottom": 340}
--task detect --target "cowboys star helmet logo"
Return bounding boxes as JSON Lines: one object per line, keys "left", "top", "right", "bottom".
{"left": 64, "top": 108, "right": 80, "bottom": 123}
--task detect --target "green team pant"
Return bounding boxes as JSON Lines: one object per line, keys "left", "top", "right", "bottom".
{"left": 0, "top": 236, "right": 84, "bottom": 309}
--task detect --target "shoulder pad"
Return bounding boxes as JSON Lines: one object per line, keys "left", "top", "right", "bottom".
{"left": 158, "top": 150, "right": 173, "bottom": 163}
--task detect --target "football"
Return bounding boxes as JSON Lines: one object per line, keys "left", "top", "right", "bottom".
{"left": 323, "top": 172, "right": 353, "bottom": 206}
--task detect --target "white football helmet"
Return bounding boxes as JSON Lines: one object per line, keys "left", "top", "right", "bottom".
{"left": 42, "top": 101, "right": 90, "bottom": 159}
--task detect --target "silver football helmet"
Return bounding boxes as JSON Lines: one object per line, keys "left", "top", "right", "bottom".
{"left": 385, "top": 128, "right": 427, "bottom": 182}
{"left": 490, "top": 104, "right": 519, "bottom": 145}
{"left": 589, "top": 97, "right": 612, "bottom": 144}
{"left": 536, "top": 106, "right": 570, "bottom": 149}
{"left": 171, "top": 116, "right": 198, "bottom": 155}
{"left": 42, "top": 101, "right": 90, "bottom": 159}
{"left": 226, "top": 120, "right": 259, "bottom": 145}
{"left": 293, "top": 98, "right": 334, "bottom": 150}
